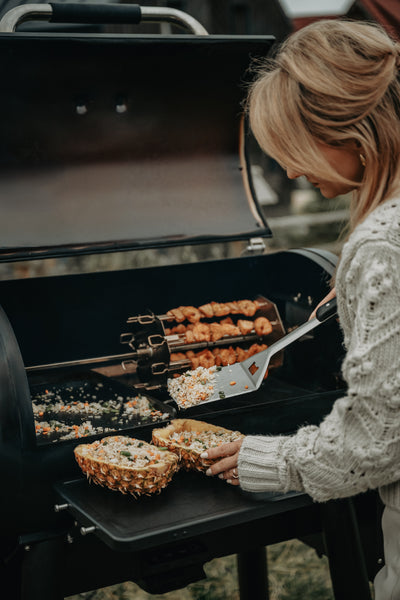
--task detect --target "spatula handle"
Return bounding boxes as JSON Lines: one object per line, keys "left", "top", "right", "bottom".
{"left": 315, "top": 297, "right": 337, "bottom": 322}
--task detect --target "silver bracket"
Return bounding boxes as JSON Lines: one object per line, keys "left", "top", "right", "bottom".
{"left": 148, "top": 334, "right": 165, "bottom": 348}
{"left": 120, "top": 332, "right": 134, "bottom": 345}
{"left": 151, "top": 362, "right": 168, "bottom": 375}
{"left": 244, "top": 237, "right": 266, "bottom": 255}
{"left": 80, "top": 526, "right": 97, "bottom": 536}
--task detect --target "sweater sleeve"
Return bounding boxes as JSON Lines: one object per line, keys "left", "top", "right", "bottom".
{"left": 238, "top": 240, "right": 400, "bottom": 502}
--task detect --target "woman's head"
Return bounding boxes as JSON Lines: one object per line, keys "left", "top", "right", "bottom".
{"left": 248, "top": 19, "right": 400, "bottom": 230}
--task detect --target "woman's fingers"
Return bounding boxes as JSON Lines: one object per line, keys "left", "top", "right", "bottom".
{"left": 200, "top": 440, "right": 242, "bottom": 461}
{"left": 220, "top": 469, "right": 241, "bottom": 486}
{"left": 218, "top": 467, "right": 240, "bottom": 486}
{"left": 205, "top": 454, "right": 238, "bottom": 476}
{"left": 200, "top": 440, "right": 243, "bottom": 484}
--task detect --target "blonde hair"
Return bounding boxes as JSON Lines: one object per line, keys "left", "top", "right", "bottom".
{"left": 248, "top": 19, "right": 400, "bottom": 233}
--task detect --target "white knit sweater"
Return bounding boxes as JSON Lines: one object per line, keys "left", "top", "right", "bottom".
{"left": 238, "top": 196, "right": 400, "bottom": 510}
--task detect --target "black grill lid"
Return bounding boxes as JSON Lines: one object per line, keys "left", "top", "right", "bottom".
{"left": 0, "top": 33, "right": 274, "bottom": 261}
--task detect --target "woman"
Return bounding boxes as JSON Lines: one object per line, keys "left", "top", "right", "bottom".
{"left": 201, "top": 19, "right": 400, "bottom": 599}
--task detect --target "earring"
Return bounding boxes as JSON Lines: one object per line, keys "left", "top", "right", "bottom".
{"left": 359, "top": 153, "right": 366, "bottom": 167}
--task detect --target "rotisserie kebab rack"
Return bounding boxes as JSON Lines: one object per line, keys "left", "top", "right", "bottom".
{"left": 207, "top": 297, "right": 337, "bottom": 402}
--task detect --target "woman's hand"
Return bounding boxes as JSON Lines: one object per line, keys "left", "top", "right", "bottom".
{"left": 309, "top": 287, "right": 336, "bottom": 320}
{"left": 201, "top": 439, "right": 243, "bottom": 486}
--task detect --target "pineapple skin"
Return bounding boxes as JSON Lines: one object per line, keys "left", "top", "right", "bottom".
{"left": 152, "top": 419, "right": 244, "bottom": 473}
{"left": 74, "top": 436, "right": 180, "bottom": 497}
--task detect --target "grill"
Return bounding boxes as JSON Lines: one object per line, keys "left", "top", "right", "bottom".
{"left": 0, "top": 5, "right": 381, "bottom": 599}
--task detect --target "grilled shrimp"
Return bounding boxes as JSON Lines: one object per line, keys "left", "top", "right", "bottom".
{"left": 254, "top": 317, "right": 273, "bottom": 336}
{"left": 185, "top": 329, "right": 195, "bottom": 344}
{"left": 237, "top": 300, "right": 257, "bottom": 317}
{"left": 227, "top": 301, "right": 240, "bottom": 314}
{"left": 198, "top": 303, "right": 213, "bottom": 318}
{"left": 210, "top": 323, "right": 224, "bottom": 342}
{"left": 220, "top": 323, "right": 241, "bottom": 337}
{"left": 237, "top": 319, "right": 254, "bottom": 336}
{"left": 197, "top": 349, "right": 215, "bottom": 368}
{"left": 210, "top": 302, "right": 231, "bottom": 317}
{"left": 181, "top": 306, "right": 202, "bottom": 323}
{"left": 167, "top": 308, "right": 185, "bottom": 322}
{"left": 219, "top": 347, "right": 237, "bottom": 366}
{"left": 193, "top": 322, "right": 211, "bottom": 342}
{"left": 235, "top": 346, "right": 247, "bottom": 362}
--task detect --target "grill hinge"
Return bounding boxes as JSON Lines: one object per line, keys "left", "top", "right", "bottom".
{"left": 244, "top": 237, "right": 266, "bottom": 255}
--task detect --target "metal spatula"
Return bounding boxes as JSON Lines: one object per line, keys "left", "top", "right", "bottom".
{"left": 207, "top": 297, "right": 337, "bottom": 402}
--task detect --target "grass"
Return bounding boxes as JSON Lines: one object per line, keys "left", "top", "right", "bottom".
{"left": 66, "top": 539, "right": 335, "bottom": 600}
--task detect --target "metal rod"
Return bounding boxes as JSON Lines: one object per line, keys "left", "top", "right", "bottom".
{"left": 25, "top": 352, "right": 139, "bottom": 373}
{"left": 26, "top": 330, "right": 277, "bottom": 373}
{"left": 0, "top": 3, "right": 51, "bottom": 32}
{"left": 140, "top": 7, "right": 208, "bottom": 35}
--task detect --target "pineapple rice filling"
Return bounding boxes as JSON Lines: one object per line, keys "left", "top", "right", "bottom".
{"left": 167, "top": 366, "right": 216, "bottom": 408}
{"left": 88, "top": 437, "right": 169, "bottom": 469}
{"left": 169, "top": 429, "right": 242, "bottom": 451}
{"left": 33, "top": 390, "right": 170, "bottom": 442}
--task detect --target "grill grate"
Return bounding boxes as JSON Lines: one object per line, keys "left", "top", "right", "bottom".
{"left": 29, "top": 370, "right": 174, "bottom": 445}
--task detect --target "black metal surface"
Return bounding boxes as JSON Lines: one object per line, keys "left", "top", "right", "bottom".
{"left": 55, "top": 470, "right": 310, "bottom": 551}
{"left": 0, "top": 34, "right": 273, "bottom": 261}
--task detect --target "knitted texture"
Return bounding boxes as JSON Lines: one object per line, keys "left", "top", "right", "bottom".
{"left": 238, "top": 197, "right": 400, "bottom": 508}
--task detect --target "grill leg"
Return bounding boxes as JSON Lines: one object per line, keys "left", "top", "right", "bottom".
{"left": 237, "top": 546, "right": 269, "bottom": 600}
{"left": 321, "top": 498, "right": 372, "bottom": 600}
{"left": 21, "top": 538, "right": 64, "bottom": 600}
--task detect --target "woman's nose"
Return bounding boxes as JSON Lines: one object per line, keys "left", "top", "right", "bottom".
{"left": 286, "top": 167, "right": 302, "bottom": 179}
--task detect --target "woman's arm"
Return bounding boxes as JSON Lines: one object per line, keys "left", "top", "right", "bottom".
{"left": 203, "top": 241, "right": 400, "bottom": 501}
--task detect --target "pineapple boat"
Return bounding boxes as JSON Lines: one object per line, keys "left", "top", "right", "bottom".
{"left": 74, "top": 435, "right": 180, "bottom": 497}
{"left": 152, "top": 419, "right": 244, "bottom": 473}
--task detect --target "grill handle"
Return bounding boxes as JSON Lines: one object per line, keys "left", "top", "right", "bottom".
{"left": 0, "top": 3, "right": 208, "bottom": 34}
{"left": 50, "top": 2, "right": 142, "bottom": 24}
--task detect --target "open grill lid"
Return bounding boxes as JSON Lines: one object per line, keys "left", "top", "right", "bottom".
{"left": 0, "top": 31, "right": 274, "bottom": 262}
